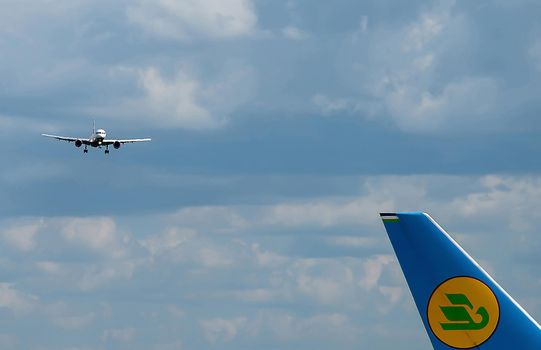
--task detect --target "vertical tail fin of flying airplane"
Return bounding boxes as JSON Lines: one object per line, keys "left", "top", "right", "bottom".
{"left": 380, "top": 212, "right": 541, "bottom": 349}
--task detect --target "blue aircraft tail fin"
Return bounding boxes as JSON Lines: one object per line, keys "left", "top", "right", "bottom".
{"left": 380, "top": 212, "right": 541, "bottom": 349}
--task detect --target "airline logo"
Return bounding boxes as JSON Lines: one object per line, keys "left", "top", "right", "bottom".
{"left": 427, "top": 276, "right": 500, "bottom": 349}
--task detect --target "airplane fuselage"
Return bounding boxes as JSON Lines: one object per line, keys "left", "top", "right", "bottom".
{"left": 90, "top": 129, "right": 107, "bottom": 147}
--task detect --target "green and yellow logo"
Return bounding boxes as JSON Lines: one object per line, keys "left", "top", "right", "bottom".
{"left": 427, "top": 276, "right": 500, "bottom": 349}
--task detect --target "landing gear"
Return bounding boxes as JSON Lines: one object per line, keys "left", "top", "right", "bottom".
{"left": 105, "top": 146, "right": 109, "bottom": 154}
{"left": 84, "top": 145, "right": 88, "bottom": 153}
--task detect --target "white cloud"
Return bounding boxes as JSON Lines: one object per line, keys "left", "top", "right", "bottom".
{"left": 198, "top": 246, "right": 235, "bottom": 268}
{"left": 327, "top": 236, "right": 378, "bottom": 248}
{"left": 448, "top": 176, "right": 541, "bottom": 231}
{"left": 2, "top": 220, "right": 44, "bottom": 252}
{"left": 379, "top": 3, "right": 505, "bottom": 133}
{"left": 282, "top": 26, "right": 307, "bottom": 40}
{"left": 128, "top": 0, "right": 257, "bottom": 41}
{"left": 137, "top": 67, "right": 215, "bottom": 128}
{"left": 314, "top": 0, "right": 510, "bottom": 134}
{"left": 385, "top": 77, "right": 500, "bottom": 132}
{"left": 226, "top": 253, "right": 396, "bottom": 307}
{"left": 359, "top": 255, "right": 395, "bottom": 291}
{"left": 200, "top": 317, "right": 247, "bottom": 344}
{"left": 168, "top": 206, "right": 249, "bottom": 233}
{"left": 0, "top": 175, "right": 538, "bottom": 347}
{"left": 52, "top": 312, "right": 96, "bottom": 330}
{"left": 36, "top": 261, "right": 66, "bottom": 275}
{"left": 245, "top": 311, "right": 360, "bottom": 344}
{"left": 260, "top": 194, "right": 391, "bottom": 228}
{"left": 0, "top": 283, "right": 37, "bottom": 313}
{"left": 141, "top": 227, "right": 197, "bottom": 260}
{"left": 77, "top": 260, "right": 140, "bottom": 291}
{"left": 378, "top": 286, "right": 402, "bottom": 305}
{"left": 3, "top": 216, "right": 143, "bottom": 291}
{"left": 401, "top": 13, "right": 445, "bottom": 52}
{"left": 294, "top": 261, "right": 354, "bottom": 303}
{"left": 99, "top": 65, "right": 256, "bottom": 129}
{"left": 312, "top": 94, "right": 357, "bottom": 115}
{"left": 60, "top": 217, "right": 126, "bottom": 257}
{"left": 250, "top": 243, "right": 288, "bottom": 268}
{"left": 102, "top": 327, "right": 137, "bottom": 342}
{"left": 224, "top": 254, "right": 396, "bottom": 307}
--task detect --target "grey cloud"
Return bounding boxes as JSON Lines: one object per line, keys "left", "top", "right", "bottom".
{"left": 313, "top": 0, "right": 541, "bottom": 134}
{"left": 127, "top": 0, "right": 258, "bottom": 41}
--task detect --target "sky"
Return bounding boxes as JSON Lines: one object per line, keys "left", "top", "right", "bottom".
{"left": 0, "top": 0, "right": 541, "bottom": 349}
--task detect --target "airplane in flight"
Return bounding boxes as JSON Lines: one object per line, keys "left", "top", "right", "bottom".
{"left": 42, "top": 122, "right": 151, "bottom": 154}
{"left": 380, "top": 212, "right": 541, "bottom": 349}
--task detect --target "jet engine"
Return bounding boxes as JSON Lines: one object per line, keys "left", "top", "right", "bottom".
{"left": 75, "top": 139, "right": 82, "bottom": 147}
{"left": 113, "top": 141, "right": 121, "bottom": 149}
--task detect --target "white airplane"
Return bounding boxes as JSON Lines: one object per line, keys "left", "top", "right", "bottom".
{"left": 42, "top": 122, "right": 151, "bottom": 154}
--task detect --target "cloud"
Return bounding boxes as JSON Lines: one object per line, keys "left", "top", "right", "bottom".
{"left": 168, "top": 206, "right": 249, "bottom": 233}
{"left": 0, "top": 283, "right": 37, "bottom": 314}
{"left": 36, "top": 261, "right": 66, "bottom": 276}
{"left": 401, "top": 10, "right": 446, "bottom": 52}
{"left": 76, "top": 260, "right": 140, "bottom": 291}
{"left": 385, "top": 77, "right": 500, "bottom": 132}
{"left": 224, "top": 254, "right": 398, "bottom": 307}
{"left": 141, "top": 227, "right": 197, "bottom": 260}
{"left": 200, "top": 317, "right": 247, "bottom": 344}
{"left": 359, "top": 255, "right": 395, "bottom": 291}
{"left": 102, "top": 327, "right": 137, "bottom": 342}
{"left": 447, "top": 176, "right": 541, "bottom": 232}
{"left": 95, "top": 65, "right": 256, "bottom": 129}
{"left": 0, "top": 216, "right": 144, "bottom": 291}
{"left": 140, "top": 227, "right": 237, "bottom": 268}
{"left": 312, "top": 94, "right": 358, "bottom": 115}
{"left": 259, "top": 194, "right": 391, "bottom": 228}
{"left": 2, "top": 220, "right": 45, "bottom": 252}
{"left": 52, "top": 312, "right": 96, "bottom": 330}
{"left": 327, "top": 236, "right": 378, "bottom": 248}
{"left": 0, "top": 175, "right": 539, "bottom": 348}
{"left": 292, "top": 259, "right": 355, "bottom": 303}
{"left": 282, "top": 26, "right": 308, "bottom": 40}
{"left": 312, "top": 0, "right": 516, "bottom": 134}
{"left": 60, "top": 217, "right": 126, "bottom": 257}
{"left": 128, "top": 0, "right": 257, "bottom": 41}
{"left": 230, "top": 311, "right": 361, "bottom": 345}
{"left": 134, "top": 67, "right": 217, "bottom": 128}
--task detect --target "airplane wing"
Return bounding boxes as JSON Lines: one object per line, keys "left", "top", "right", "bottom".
{"left": 42, "top": 134, "right": 90, "bottom": 144}
{"left": 102, "top": 138, "right": 151, "bottom": 145}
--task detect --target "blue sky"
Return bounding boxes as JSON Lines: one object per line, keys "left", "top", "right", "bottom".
{"left": 1, "top": 0, "right": 541, "bottom": 349}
